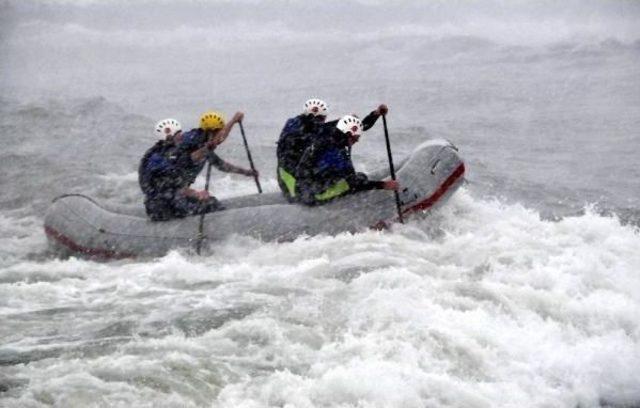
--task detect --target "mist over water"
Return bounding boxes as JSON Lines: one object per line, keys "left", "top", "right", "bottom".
{"left": 1, "top": 1, "right": 640, "bottom": 407}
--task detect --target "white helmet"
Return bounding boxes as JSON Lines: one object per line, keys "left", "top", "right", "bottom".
{"left": 154, "top": 118, "right": 182, "bottom": 138}
{"left": 303, "top": 98, "right": 328, "bottom": 117}
{"left": 336, "top": 115, "right": 363, "bottom": 136}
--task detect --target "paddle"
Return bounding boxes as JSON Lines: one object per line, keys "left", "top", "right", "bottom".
{"left": 239, "top": 120, "right": 262, "bottom": 194}
{"left": 195, "top": 153, "right": 214, "bottom": 255}
{"left": 382, "top": 114, "right": 404, "bottom": 224}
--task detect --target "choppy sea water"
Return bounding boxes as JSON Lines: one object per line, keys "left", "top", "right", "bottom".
{"left": 1, "top": 1, "right": 639, "bottom": 406}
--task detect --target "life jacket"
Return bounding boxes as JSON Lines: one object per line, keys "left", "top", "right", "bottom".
{"left": 180, "top": 128, "right": 208, "bottom": 152}
{"left": 316, "top": 147, "right": 353, "bottom": 175}
{"left": 276, "top": 115, "right": 317, "bottom": 199}
{"left": 138, "top": 140, "right": 185, "bottom": 198}
{"left": 295, "top": 129, "right": 356, "bottom": 204}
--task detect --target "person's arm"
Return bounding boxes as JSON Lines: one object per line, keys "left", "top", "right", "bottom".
{"left": 209, "top": 152, "right": 257, "bottom": 177}
{"left": 215, "top": 159, "right": 257, "bottom": 177}
{"left": 362, "top": 104, "right": 388, "bottom": 131}
{"left": 190, "top": 145, "right": 210, "bottom": 163}
{"left": 179, "top": 187, "right": 209, "bottom": 200}
{"left": 346, "top": 172, "right": 399, "bottom": 193}
{"left": 322, "top": 119, "right": 339, "bottom": 128}
{"left": 214, "top": 111, "right": 244, "bottom": 146}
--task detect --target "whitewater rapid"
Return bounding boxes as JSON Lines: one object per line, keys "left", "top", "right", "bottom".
{"left": 2, "top": 190, "right": 640, "bottom": 407}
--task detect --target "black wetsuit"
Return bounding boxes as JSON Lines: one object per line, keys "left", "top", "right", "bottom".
{"left": 276, "top": 114, "right": 324, "bottom": 200}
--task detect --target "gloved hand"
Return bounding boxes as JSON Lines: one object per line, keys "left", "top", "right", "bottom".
{"left": 382, "top": 179, "right": 399, "bottom": 191}
{"left": 377, "top": 104, "right": 389, "bottom": 116}
{"left": 194, "top": 190, "right": 211, "bottom": 201}
{"left": 181, "top": 188, "right": 211, "bottom": 201}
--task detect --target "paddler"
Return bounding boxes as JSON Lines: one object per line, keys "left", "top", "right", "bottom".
{"left": 294, "top": 114, "right": 399, "bottom": 206}
{"left": 139, "top": 112, "right": 256, "bottom": 221}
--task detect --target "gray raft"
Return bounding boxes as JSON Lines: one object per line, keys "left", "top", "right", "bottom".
{"left": 44, "top": 139, "right": 465, "bottom": 258}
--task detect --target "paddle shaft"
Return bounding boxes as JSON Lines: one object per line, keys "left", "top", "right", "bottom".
{"left": 382, "top": 114, "right": 404, "bottom": 223}
{"left": 195, "top": 156, "right": 213, "bottom": 255}
{"left": 239, "top": 121, "right": 262, "bottom": 193}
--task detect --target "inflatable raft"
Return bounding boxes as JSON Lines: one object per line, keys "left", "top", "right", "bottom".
{"left": 44, "top": 139, "right": 465, "bottom": 259}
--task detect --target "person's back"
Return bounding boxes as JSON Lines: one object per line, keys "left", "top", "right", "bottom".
{"left": 140, "top": 141, "right": 177, "bottom": 194}
{"left": 176, "top": 127, "right": 209, "bottom": 185}
{"left": 277, "top": 98, "right": 328, "bottom": 200}
{"left": 139, "top": 119, "right": 190, "bottom": 221}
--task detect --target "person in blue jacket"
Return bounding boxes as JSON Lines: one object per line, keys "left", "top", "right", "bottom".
{"left": 277, "top": 100, "right": 389, "bottom": 201}
{"left": 276, "top": 98, "right": 329, "bottom": 200}
{"left": 139, "top": 118, "right": 190, "bottom": 221}
{"left": 294, "top": 114, "right": 399, "bottom": 206}
{"left": 177, "top": 111, "right": 257, "bottom": 191}
{"left": 139, "top": 112, "right": 256, "bottom": 221}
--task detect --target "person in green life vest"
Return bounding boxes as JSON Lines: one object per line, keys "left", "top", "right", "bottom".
{"left": 294, "top": 114, "right": 398, "bottom": 205}
{"left": 277, "top": 100, "right": 389, "bottom": 201}
{"left": 276, "top": 98, "right": 329, "bottom": 201}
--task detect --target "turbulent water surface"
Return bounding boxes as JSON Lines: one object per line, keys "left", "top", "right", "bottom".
{"left": 1, "top": 1, "right": 640, "bottom": 407}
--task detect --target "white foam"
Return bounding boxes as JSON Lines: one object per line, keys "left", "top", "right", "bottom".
{"left": 0, "top": 212, "right": 47, "bottom": 265}
{"left": 3, "top": 190, "right": 638, "bottom": 406}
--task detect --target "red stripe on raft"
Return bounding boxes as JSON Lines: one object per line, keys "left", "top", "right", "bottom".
{"left": 44, "top": 225, "right": 136, "bottom": 260}
{"left": 373, "top": 162, "right": 466, "bottom": 229}
{"left": 401, "top": 163, "right": 466, "bottom": 216}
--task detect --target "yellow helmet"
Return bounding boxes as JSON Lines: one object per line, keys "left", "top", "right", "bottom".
{"left": 199, "top": 111, "right": 225, "bottom": 130}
